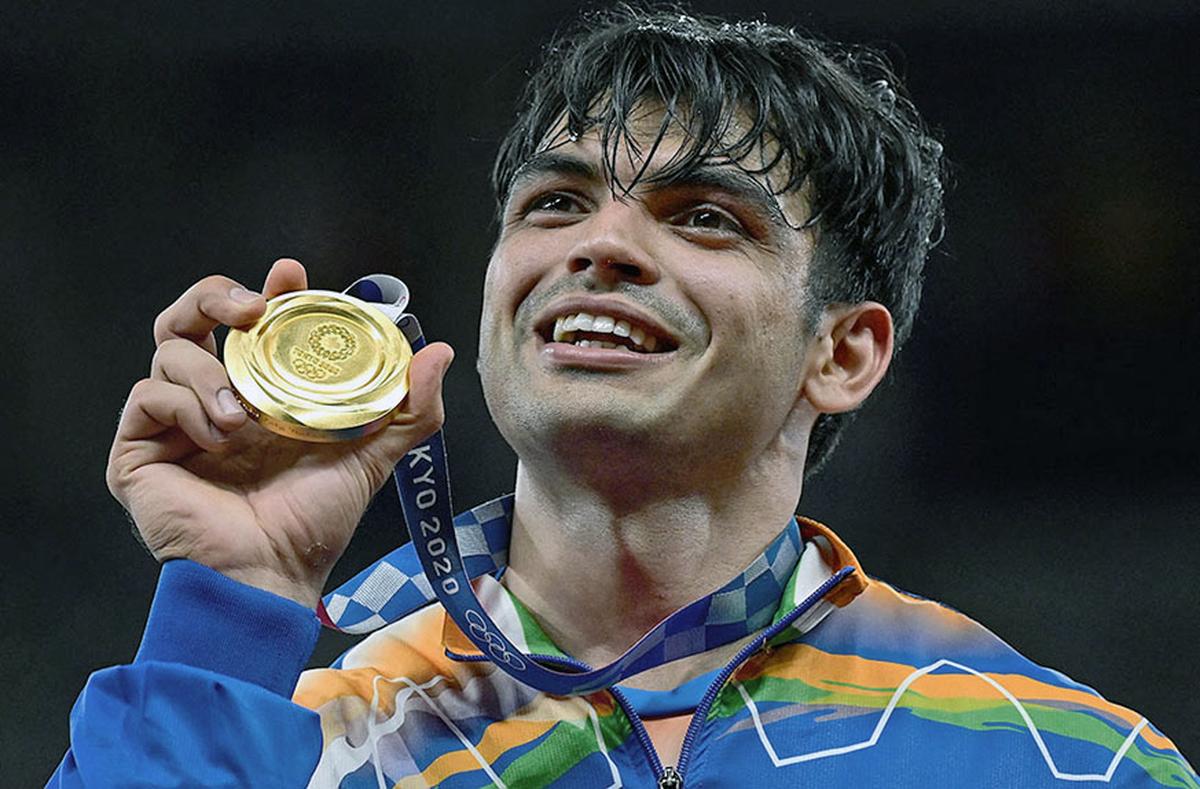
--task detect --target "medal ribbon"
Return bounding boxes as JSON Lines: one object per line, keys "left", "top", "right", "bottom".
{"left": 317, "top": 285, "right": 808, "bottom": 695}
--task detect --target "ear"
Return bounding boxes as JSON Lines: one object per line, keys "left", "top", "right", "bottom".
{"left": 799, "top": 301, "right": 894, "bottom": 415}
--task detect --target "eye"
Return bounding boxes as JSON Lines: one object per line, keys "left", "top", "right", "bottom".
{"left": 678, "top": 206, "right": 745, "bottom": 235}
{"left": 526, "top": 192, "right": 583, "bottom": 214}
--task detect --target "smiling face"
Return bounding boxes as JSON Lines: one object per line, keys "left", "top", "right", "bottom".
{"left": 478, "top": 112, "right": 820, "bottom": 483}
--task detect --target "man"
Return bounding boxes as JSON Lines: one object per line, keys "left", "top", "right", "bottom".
{"left": 53, "top": 7, "right": 1195, "bottom": 788}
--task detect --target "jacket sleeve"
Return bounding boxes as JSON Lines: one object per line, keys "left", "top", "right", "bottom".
{"left": 48, "top": 560, "right": 324, "bottom": 787}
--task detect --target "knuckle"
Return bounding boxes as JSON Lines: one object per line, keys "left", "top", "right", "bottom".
{"left": 128, "top": 377, "right": 156, "bottom": 400}
{"left": 105, "top": 443, "right": 137, "bottom": 501}
{"left": 153, "top": 275, "right": 236, "bottom": 344}
{"left": 153, "top": 338, "right": 222, "bottom": 386}
{"left": 152, "top": 310, "right": 172, "bottom": 344}
{"left": 104, "top": 461, "right": 126, "bottom": 499}
{"left": 148, "top": 340, "right": 171, "bottom": 374}
{"left": 151, "top": 337, "right": 185, "bottom": 367}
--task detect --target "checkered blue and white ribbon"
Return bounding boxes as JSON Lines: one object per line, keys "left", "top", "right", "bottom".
{"left": 317, "top": 284, "right": 805, "bottom": 695}
{"left": 320, "top": 491, "right": 801, "bottom": 641}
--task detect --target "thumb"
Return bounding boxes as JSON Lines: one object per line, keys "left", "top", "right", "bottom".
{"left": 368, "top": 341, "right": 455, "bottom": 463}
{"left": 408, "top": 341, "right": 456, "bottom": 395}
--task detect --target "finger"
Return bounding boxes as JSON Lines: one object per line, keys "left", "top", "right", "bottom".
{"left": 150, "top": 338, "right": 249, "bottom": 432}
{"left": 369, "top": 342, "right": 455, "bottom": 461}
{"left": 153, "top": 275, "right": 266, "bottom": 353}
{"left": 116, "top": 378, "right": 231, "bottom": 452}
{"left": 263, "top": 258, "right": 308, "bottom": 299}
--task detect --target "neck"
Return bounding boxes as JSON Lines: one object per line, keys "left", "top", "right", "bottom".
{"left": 502, "top": 440, "right": 805, "bottom": 689}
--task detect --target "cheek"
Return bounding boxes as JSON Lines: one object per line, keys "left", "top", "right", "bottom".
{"left": 479, "top": 252, "right": 516, "bottom": 358}
{"left": 483, "top": 233, "right": 552, "bottom": 317}
{"left": 480, "top": 256, "right": 504, "bottom": 318}
{"left": 706, "top": 276, "right": 809, "bottom": 385}
{"left": 703, "top": 273, "right": 802, "bottom": 346}
{"left": 480, "top": 254, "right": 524, "bottom": 341}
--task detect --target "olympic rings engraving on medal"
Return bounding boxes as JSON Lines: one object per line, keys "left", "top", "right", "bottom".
{"left": 288, "top": 346, "right": 340, "bottom": 380}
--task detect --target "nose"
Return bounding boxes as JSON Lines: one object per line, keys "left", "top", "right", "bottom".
{"left": 565, "top": 200, "right": 661, "bottom": 286}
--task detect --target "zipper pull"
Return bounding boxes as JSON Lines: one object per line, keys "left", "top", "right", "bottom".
{"left": 658, "top": 766, "right": 683, "bottom": 788}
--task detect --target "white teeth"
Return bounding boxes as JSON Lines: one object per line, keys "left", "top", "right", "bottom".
{"left": 571, "top": 338, "right": 620, "bottom": 350}
{"left": 550, "top": 311, "right": 666, "bottom": 353}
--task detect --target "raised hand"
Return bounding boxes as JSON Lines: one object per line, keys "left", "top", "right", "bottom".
{"left": 107, "top": 258, "right": 454, "bottom": 608}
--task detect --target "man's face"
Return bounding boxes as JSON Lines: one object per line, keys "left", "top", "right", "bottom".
{"left": 478, "top": 111, "right": 819, "bottom": 479}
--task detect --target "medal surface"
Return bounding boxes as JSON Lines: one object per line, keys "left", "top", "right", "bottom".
{"left": 223, "top": 289, "right": 413, "bottom": 442}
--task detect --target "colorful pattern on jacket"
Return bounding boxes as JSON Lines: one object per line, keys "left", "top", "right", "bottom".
{"left": 294, "top": 499, "right": 1196, "bottom": 788}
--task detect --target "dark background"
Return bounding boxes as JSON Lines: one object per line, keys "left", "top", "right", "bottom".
{"left": 3, "top": 1, "right": 1197, "bottom": 783}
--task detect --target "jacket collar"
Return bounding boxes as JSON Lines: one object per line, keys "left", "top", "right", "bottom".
{"left": 442, "top": 510, "right": 869, "bottom": 662}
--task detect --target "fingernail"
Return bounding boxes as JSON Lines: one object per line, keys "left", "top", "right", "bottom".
{"left": 230, "top": 286, "right": 260, "bottom": 303}
{"left": 217, "top": 388, "right": 243, "bottom": 417}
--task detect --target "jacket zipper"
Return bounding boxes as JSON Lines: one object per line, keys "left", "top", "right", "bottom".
{"left": 446, "top": 566, "right": 856, "bottom": 787}
{"left": 649, "top": 566, "right": 857, "bottom": 787}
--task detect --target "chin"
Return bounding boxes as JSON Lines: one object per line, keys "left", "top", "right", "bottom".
{"left": 493, "top": 389, "right": 668, "bottom": 454}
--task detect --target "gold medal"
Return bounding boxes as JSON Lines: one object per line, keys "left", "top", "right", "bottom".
{"left": 223, "top": 289, "right": 413, "bottom": 442}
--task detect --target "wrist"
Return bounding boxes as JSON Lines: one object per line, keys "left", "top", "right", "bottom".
{"left": 220, "top": 566, "right": 326, "bottom": 610}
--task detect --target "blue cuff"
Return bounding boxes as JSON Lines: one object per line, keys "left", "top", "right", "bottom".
{"left": 134, "top": 559, "right": 321, "bottom": 697}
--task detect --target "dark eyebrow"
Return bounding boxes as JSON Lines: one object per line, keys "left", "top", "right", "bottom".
{"left": 506, "top": 151, "right": 601, "bottom": 199}
{"left": 656, "top": 166, "right": 790, "bottom": 227}
{"left": 506, "top": 151, "right": 791, "bottom": 226}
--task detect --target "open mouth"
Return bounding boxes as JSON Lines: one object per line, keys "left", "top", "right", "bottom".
{"left": 539, "top": 311, "right": 678, "bottom": 354}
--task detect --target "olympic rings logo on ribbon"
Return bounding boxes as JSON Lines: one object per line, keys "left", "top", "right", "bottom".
{"left": 464, "top": 609, "right": 528, "bottom": 670}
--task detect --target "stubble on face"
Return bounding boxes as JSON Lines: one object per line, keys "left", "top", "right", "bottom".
{"left": 477, "top": 107, "right": 819, "bottom": 485}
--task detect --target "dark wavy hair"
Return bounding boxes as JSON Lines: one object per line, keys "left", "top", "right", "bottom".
{"left": 492, "top": 5, "right": 946, "bottom": 481}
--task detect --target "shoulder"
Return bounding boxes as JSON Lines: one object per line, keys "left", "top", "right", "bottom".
{"left": 822, "top": 576, "right": 1028, "bottom": 664}
{"left": 754, "top": 576, "right": 1197, "bottom": 786}
{"left": 816, "top": 576, "right": 1167, "bottom": 731}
